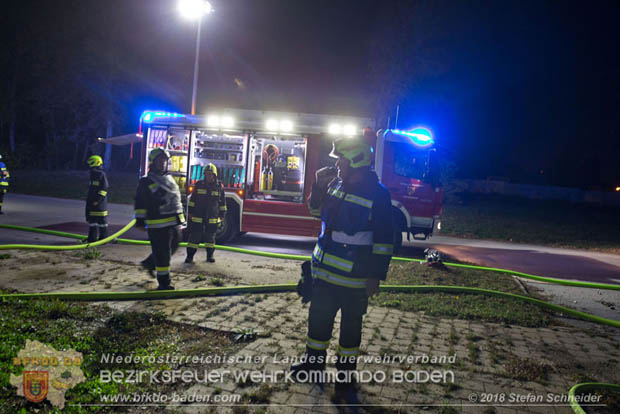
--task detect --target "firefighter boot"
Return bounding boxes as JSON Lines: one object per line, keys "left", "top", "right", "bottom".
{"left": 206, "top": 248, "right": 215, "bottom": 263}
{"left": 87, "top": 226, "right": 98, "bottom": 243}
{"left": 140, "top": 257, "right": 156, "bottom": 278}
{"left": 98, "top": 225, "right": 108, "bottom": 241}
{"left": 334, "top": 358, "right": 359, "bottom": 403}
{"left": 184, "top": 249, "right": 195, "bottom": 264}
{"left": 156, "top": 274, "right": 175, "bottom": 290}
{"left": 289, "top": 351, "right": 326, "bottom": 384}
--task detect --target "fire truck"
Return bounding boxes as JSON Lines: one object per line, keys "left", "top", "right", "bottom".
{"left": 135, "top": 109, "right": 442, "bottom": 249}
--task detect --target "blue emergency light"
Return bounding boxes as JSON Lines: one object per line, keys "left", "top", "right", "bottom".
{"left": 141, "top": 111, "right": 184, "bottom": 123}
{"left": 392, "top": 127, "right": 434, "bottom": 147}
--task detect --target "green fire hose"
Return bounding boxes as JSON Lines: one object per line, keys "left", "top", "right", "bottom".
{"left": 1, "top": 284, "right": 618, "bottom": 328}
{"left": 1, "top": 223, "right": 618, "bottom": 291}
{"left": 0, "top": 222, "right": 619, "bottom": 413}
{"left": 0, "top": 220, "right": 137, "bottom": 251}
{"left": 568, "top": 383, "right": 620, "bottom": 414}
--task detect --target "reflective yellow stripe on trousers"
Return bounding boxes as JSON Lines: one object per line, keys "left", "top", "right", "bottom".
{"left": 311, "top": 267, "right": 366, "bottom": 289}
{"left": 306, "top": 336, "right": 329, "bottom": 351}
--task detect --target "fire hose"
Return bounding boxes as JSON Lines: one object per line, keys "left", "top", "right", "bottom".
{"left": 1, "top": 223, "right": 618, "bottom": 291}
{"left": 0, "top": 221, "right": 619, "bottom": 412}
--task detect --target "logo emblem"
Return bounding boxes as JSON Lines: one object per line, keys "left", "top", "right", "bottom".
{"left": 407, "top": 185, "right": 416, "bottom": 196}
{"left": 23, "top": 371, "right": 49, "bottom": 403}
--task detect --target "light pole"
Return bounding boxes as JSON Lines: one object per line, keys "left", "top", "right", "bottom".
{"left": 178, "top": 0, "right": 213, "bottom": 115}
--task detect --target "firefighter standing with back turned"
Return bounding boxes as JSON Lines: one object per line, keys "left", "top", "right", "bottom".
{"left": 290, "top": 138, "right": 394, "bottom": 399}
{"left": 0, "top": 153, "right": 9, "bottom": 214}
{"left": 85, "top": 155, "right": 109, "bottom": 242}
{"left": 185, "top": 163, "right": 227, "bottom": 263}
{"left": 134, "top": 148, "right": 185, "bottom": 290}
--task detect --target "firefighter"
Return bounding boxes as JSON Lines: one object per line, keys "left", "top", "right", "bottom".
{"left": 291, "top": 138, "right": 394, "bottom": 397}
{"left": 0, "top": 153, "right": 9, "bottom": 214}
{"left": 134, "top": 148, "right": 185, "bottom": 290}
{"left": 85, "top": 155, "right": 109, "bottom": 242}
{"left": 185, "top": 163, "right": 226, "bottom": 263}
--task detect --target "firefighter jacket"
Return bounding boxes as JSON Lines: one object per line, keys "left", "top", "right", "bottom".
{"left": 187, "top": 179, "right": 227, "bottom": 225}
{"left": 134, "top": 171, "right": 185, "bottom": 229}
{"left": 0, "top": 161, "right": 9, "bottom": 190}
{"left": 309, "top": 170, "right": 394, "bottom": 288}
{"left": 86, "top": 167, "right": 109, "bottom": 218}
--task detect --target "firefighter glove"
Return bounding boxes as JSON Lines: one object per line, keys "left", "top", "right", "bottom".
{"left": 296, "top": 261, "right": 313, "bottom": 304}
{"left": 315, "top": 166, "right": 337, "bottom": 187}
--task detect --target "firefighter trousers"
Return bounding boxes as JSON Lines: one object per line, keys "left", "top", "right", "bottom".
{"left": 306, "top": 278, "right": 369, "bottom": 372}
{"left": 186, "top": 222, "right": 218, "bottom": 259}
{"left": 144, "top": 226, "right": 181, "bottom": 287}
{"left": 86, "top": 215, "right": 108, "bottom": 242}
{"left": 0, "top": 189, "right": 5, "bottom": 212}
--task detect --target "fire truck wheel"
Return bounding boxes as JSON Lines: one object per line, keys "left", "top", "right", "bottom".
{"left": 216, "top": 211, "right": 239, "bottom": 243}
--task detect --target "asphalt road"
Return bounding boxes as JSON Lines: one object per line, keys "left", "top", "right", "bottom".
{"left": 2, "top": 193, "right": 619, "bottom": 320}
{"left": 1, "top": 193, "right": 619, "bottom": 284}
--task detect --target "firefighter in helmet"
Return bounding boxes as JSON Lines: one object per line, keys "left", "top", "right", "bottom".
{"left": 0, "top": 153, "right": 9, "bottom": 214}
{"left": 291, "top": 138, "right": 394, "bottom": 398}
{"left": 134, "top": 148, "right": 185, "bottom": 290}
{"left": 85, "top": 155, "right": 109, "bottom": 242}
{"left": 185, "top": 163, "right": 226, "bottom": 263}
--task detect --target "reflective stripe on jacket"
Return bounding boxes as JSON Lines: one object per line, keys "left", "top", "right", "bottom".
{"left": 86, "top": 168, "right": 109, "bottom": 217}
{"left": 134, "top": 172, "right": 185, "bottom": 229}
{"left": 0, "top": 162, "right": 9, "bottom": 188}
{"left": 308, "top": 170, "right": 394, "bottom": 288}
{"left": 188, "top": 179, "right": 226, "bottom": 223}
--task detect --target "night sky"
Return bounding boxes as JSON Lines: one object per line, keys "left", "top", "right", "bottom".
{"left": 2, "top": 0, "right": 619, "bottom": 188}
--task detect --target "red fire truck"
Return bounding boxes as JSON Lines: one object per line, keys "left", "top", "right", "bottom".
{"left": 136, "top": 109, "right": 442, "bottom": 249}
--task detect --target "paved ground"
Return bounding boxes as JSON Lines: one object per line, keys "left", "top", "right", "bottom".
{"left": 1, "top": 245, "right": 619, "bottom": 413}
{"left": 2, "top": 193, "right": 620, "bottom": 412}
{"left": 2, "top": 193, "right": 619, "bottom": 323}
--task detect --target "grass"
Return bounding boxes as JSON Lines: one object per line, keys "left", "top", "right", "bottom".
{"left": 502, "top": 355, "right": 550, "bottom": 382}
{"left": 74, "top": 248, "right": 101, "bottom": 261}
{"left": 441, "top": 194, "right": 620, "bottom": 252}
{"left": 372, "top": 261, "right": 556, "bottom": 327}
{"left": 0, "top": 293, "right": 240, "bottom": 413}
{"left": 10, "top": 170, "right": 138, "bottom": 205}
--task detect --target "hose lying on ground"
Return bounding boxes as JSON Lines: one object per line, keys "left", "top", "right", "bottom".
{"left": 1, "top": 223, "right": 618, "bottom": 291}
{"left": 568, "top": 382, "right": 620, "bottom": 414}
{"left": 0, "top": 220, "right": 136, "bottom": 251}
{"left": 0, "top": 284, "right": 618, "bottom": 328}
{"left": 1, "top": 223, "right": 619, "bottom": 413}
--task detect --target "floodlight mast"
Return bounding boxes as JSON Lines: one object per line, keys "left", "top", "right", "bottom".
{"left": 177, "top": 0, "right": 213, "bottom": 115}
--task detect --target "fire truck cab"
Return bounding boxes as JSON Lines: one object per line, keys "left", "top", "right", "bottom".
{"left": 137, "top": 109, "right": 442, "bottom": 248}
{"left": 375, "top": 128, "right": 443, "bottom": 250}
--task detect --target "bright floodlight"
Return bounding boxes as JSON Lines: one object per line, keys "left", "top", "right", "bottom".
{"left": 343, "top": 124, "right": 356, "bottom": 136}
{"left": 266, "top": 119, "right": 279, "bottom": 131}
{"left": 328, "top": 123, "right": 342, "bottom": 135}
{"left": 280, "top": 120, "right": 293, "bottom": 132}
{"left": 207, "top": 114, "right": 220, "bottom": 127}
{"left": 178, "top": 0, "right": 212, "bottom": 20}
{"left": 221, "top": 116, "right": 234, "bottom": 128}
